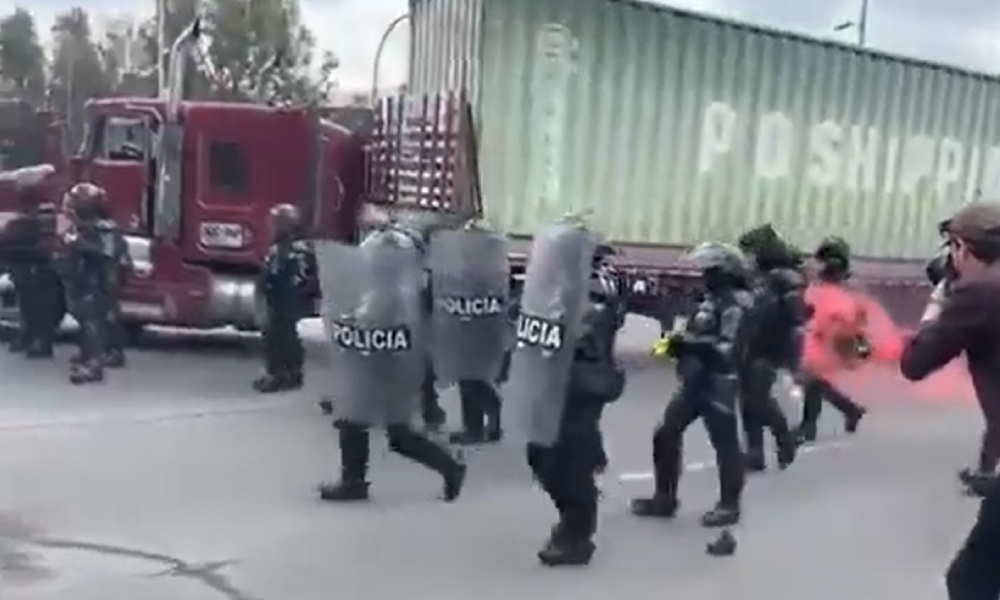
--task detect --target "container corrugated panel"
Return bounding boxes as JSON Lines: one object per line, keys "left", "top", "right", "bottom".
{"left": 471, "top": 0, "right": 1000, "bottom": 259}
{"left": 408, "top": 0, "right": 484, "bottom": 108}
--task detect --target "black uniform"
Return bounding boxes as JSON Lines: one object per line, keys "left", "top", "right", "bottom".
{"left": 421, "top": 361, "right": 448, "bottom": 430}
{"left": 253, "top": 236, "right": 314, "bottom": 393}
{"left": 317, "top": 224, "right": 467, "bottom": 503}
{"left": 95, "top": 216, "right": 130, "bottom": 368}
{"left": 448, "top": 379, "right": 503, "bottom": 445}
{"left": 632, "top": 243, "right": 753, "bottom": 528}
{"left": 794, "top": 237, "right": 866, "bottom": 443}
{"left": 61, "top": 218, "right": 111, "bottom": 384}
{"left": 530, "top": 259, "right": 624, "bottom": 566}
{"left": 0, "top": 198, "right": 59, "bottom": 357}
{"left": 740, "top": 265, "right": 805, "bottom": 471}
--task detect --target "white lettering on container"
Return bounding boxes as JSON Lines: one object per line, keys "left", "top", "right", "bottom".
{"left": 696, "top": 102, "right": 1000, "bottom": 198}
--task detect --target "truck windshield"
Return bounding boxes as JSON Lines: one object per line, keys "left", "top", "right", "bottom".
{"left": 99, "top": 116, "right": 152, "bottom": 162}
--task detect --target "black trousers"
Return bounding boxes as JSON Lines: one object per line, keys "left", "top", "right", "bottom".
{"left": 421, "top": 362, "right": 446, "bottom": 425}
{"left": 12, "top": 263, "right": 59, "bottom": 351}
{"left": 527, "top": 425, "right": 602, "bottom": 540}
{"left": 739, "top": 360, "right": 793, "bottom": 455}
{"left": 653, "top": 377, "right": 744, "bottom": 507}
{"left": 336, "top": 420, "right": 460, "bottom": 482}
{"left": 262, "top": 313, "right": 303, "bottom": 376}
{"left": 799, "top": 376, "right": 862, "bottom": 431}
{"left": 946, "top": 480, "right": 1000, "bottom": 599}
{"left": 457, "top": 379, "right": 501, "bottom": 434}
{"left": 71, "top": 293, "right": 106, "bottom": 370}
{"left": 977, "top": 403, "right": 1000, "bottom": 474}
{"left": 103, "top": 284, "right": 126, "bottom": 355}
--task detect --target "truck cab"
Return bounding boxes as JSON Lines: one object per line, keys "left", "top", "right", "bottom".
{"left": 70, "top": 97, "right": 366, "bottom": 329}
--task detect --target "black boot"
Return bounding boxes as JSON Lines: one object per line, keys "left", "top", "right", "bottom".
{"left": 448, "top": 429, "right": 489, "bottom": 446}
{"left": 844, "top": 407, "right": 866, "bottom": 434}
{"left": 775, "top": 433, "right": 798, "bottom": 469}
{"left": 285, "top": 368, "right": 304, "bottom": 390}
{"left": 8, "top": 337, "right": 26, "bottom": 353}
{"left": 319, "top": 425, "right": 371, "bottom": 502}
{"left": 252, "top": 372, "right": 296, "bottom": 393}
{"left": 69, "top": 361, "right": 104, "bottom": 385}
{"left": 701, "top": 503, "right": 740, "bottom": 528}
{"left": 102, "top": 348, "right": 126, "bottom": 368}
{"left": 388, "top": 426, "right": 466, "bottom": 501}
{"left": 318, "top": 397, "right": 334, "bottom": 415}
{"left": 630, "top": 494, "right": 679, "bottom": 518}
{"left": 537, "top": 512, "right": 596, "bottom": 567}
{"left": 793, "top": 424, "right": 817, "bottom": 445}
{"left": 744, "top": 449, "right": 767, "bottom": 473}
{"left": 25, "top": 339, "right": 53, "bottom": 359}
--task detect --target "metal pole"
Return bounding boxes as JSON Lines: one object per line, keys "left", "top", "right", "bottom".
{"left": 858, "top": 0, "right": 869, "bottom": 46}
{"left": 371, "top": 13, "right": 410, "bottom": 105}
{"left": 157, "top": 0, "right": 167, "bottom": 96}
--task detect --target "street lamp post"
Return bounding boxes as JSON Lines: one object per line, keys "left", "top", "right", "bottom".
{"left": 834, "top": 0, "right": 870, "bottom": 46}
{"left": 371, "top": 13, "right": 410, "bottom": 105}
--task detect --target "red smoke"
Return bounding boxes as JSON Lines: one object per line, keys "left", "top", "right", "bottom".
{"left": 802, "top": 282, "right": 976, "bottom": 407}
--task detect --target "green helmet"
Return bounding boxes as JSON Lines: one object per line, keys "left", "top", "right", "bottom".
{"left": 737, "top": 223, "right": 779, "bottom": 254}
{"left": 814, "top": 236, "right": 851, "bottom": 263}
{"left": 814, "top": 236, "right": 851, "bottom": 279}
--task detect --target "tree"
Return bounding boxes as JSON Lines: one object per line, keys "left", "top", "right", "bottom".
{"left": 50, "top": 8, "right": 113, "bottom": 148}
{"left": 0, "top": 7, "right": 46, "bottom": 103}
{"left": 137, "top": 0, "right": 337, "bottom": 104}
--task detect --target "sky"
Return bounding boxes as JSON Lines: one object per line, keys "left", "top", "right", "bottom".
{"left": 19, "top": 0, "right": 1000, "bottom": 92}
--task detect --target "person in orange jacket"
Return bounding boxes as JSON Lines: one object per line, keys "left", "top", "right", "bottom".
{"left": 794, "top": 237, "right": 868, "bottom": 443}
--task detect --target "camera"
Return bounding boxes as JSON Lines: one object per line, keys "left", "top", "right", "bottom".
{"left": 925, "top": 247, "right": 957, "bottom": 286}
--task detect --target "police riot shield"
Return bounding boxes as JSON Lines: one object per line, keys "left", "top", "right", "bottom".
{"left": 315, "top": 236, "right": 426, "bottom": 427}
{"left": 504, "top": 222, "right": 595, "bottom": 446}
{"left": 428, "top": 228, "right": 510, "bottom": 385}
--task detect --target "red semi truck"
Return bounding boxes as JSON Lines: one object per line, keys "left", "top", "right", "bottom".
{"left": 0, "top": 25, "right": 485, "bottom": 335}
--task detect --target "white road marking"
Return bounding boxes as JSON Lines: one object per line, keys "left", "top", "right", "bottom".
{"left": 617, "top": 440, "right": 851, "bottom": 482}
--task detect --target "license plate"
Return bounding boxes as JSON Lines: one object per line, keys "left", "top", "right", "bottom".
{"left": 199, "top": 222, "right": 244, "bottom": 249}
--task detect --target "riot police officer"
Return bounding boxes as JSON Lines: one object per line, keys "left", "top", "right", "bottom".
{"left": 253, "top": 204, "right": 316, "bottom": 393}
{"left": 507, "top": 222, "right": 625, "bottom": 567}
{"left": 316, "top": 225, "right": 466, "bottom": 502}
{"left": 631, "top": 242, "right": 753, "bottom": 528}
{"left": 426, "top": 223, "right": 511, "bottom": 446}
{"left": 0, "top": 165, "right": 60, "bottom": 358}
{"left": 94, "top": 202, "right": 130, "bottom": 368}
{"left": 60, "top": 183, "right": 112, "bottom": 384}
{"left": 795, "top": 236, "right": 867, "bottom": 443}
{"left": 736, "top": 224, "right": 803, "bottom": 471}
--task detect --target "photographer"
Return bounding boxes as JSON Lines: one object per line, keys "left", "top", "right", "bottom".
{"left": 898, "top": 202, "right": 1000, "bottom": 600}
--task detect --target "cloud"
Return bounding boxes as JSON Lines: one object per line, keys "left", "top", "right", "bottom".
{"left": 15, "top": 0, "right": 1000, "bottom": 94}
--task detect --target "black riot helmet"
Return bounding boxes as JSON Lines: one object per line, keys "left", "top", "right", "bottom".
{"left": 63, "top": 182, "right": 108, "bottom": 222}
{"left": 268, "top": 203, "right": 302, "bottom": 241}
{"left": 737, "top": 223, "right": 801, "bottom": 270}
{"left": 685, "top": 241, "right": 749, "bottom": 291}
{"left": 814, "top": 236, "right": 851, "bottom": 281}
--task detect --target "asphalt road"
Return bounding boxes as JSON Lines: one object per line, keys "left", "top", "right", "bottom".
{"left": 0, "top": 317, "right": 985, "bottom": 599}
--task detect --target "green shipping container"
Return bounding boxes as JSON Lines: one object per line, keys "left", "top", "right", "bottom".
{"left": 408, "top": 0, "right": 1000, "bottom": 260}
